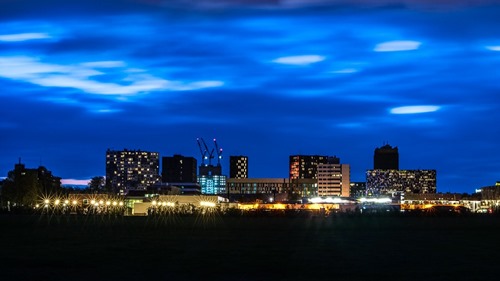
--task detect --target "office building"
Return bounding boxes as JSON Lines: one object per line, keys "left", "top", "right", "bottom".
{"left": 106, "top": 149, "right": 160, "bottom": 193}
{"left": 161, "top": 155, "right": 197, "bottom": 183}
{"left": 290, "top": 155, "right": 339, "bottom": 179}
{"left": 198, "top": 174, "right": 226, "bottom": 195}
{"left": 229, "top": 156, "right": 248, "bottom": 179}
{"left": 317, "top": 163, "right": 350, "bottom": 197}
{"left": 366, "top": 169, "right": 437, "bottom": 195}
{"left": 374, "top": 144, "right": 399, "bottom": 170}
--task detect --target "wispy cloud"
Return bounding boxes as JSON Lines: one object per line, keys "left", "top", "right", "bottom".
{"left": 0, "top": 32, "right": 51, "bottom": 42}
{"left": 486, "top": 45, "right": 500, "bottom": 51}
{"left": 0, "top": 56, "right": 224, "bottom": 97}
{"left": 390, "top": 105, "right": 440, "bottom": 114}
{"left": 272, "top": 55, "right": 325, "bottom": 65}
{"left": 61, "top": 179, "right": 90, "bottom": 186}
{"left": 374, "top": 41, "right": 421, "bottom": 52}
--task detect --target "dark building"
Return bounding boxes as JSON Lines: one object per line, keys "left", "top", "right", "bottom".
{"left": 289, "top": 155, "right": 339, "bottom": 179}
{"left": 1, "top": 161, "right": 62, "bottom": 206}
{"left": 374, "top": 144, "right": 399, "bottom": 170}
{"left": 229, "top": 156, "right": 248, "bottom": 179}
{"left": 162, "top": 155, "right": 197, "bottom": 183}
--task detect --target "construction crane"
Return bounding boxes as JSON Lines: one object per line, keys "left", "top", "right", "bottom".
{"left": 197, "top": 138, "right": 208, "bottom": 166}
{"left": 213, "top": 138, "right": 223, "bottom": 167}
{"left": 201, "top": 138, "right": 214, "bottom": 166}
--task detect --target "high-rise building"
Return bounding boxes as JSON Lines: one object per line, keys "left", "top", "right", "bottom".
{"left": 198, "top": 174, "right": 226, "bottom": 195}
{"left": 161, "top": 155, "right": 197, "bottom": 183}
{"left": 106, "top": 149, "right": 159, "bottom": 193}
{"left": 289, "top": 155, "right": 338, "bottom": 179}
{"left": 229, "top": 156, "right": 248, "bottom": 179}
{"left": 317, "top": 163, "right": 350, "bottom": 197}
{"left": 366, "top": 169, "right": 436, "bottom": 195}
{"left": 374, "top": 144, "right": 399, "bottom": 170}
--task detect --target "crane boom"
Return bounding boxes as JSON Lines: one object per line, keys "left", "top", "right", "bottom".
{"left": 213, "top": 138, "right": 223, "bottom": 166}
{"left": 197, "top": 138, "right": 207, "bottom": 166}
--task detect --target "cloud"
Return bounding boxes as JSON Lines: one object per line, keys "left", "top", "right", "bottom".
{"left": 374, "top": 41, "right": 422, "bottom": 52}
{"left": 486, "top": 46, "right": 500, "bottom": 51}
{"left": 0, "top": 56, "right": 224, "bottom": 97}
{"left": 390, "top": 105, "right": 440, "bottom": 114}
{"left": 80, "top": 61, "right": 127, "bottom": 68}
{"left": 272, "top": 55, "right": 325, "bottom": 65}
{"left": 0, "top": 32, "right": 51, "bottom": 42}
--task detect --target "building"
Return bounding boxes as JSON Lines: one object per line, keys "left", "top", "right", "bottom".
{"left": 317, "top": 163, "right": 350, "bottom": 197}
{"left": 374, "top": 144, "right": 399, "bottom": 170}
{"left": 161, "top": 155, "right": 197, "bottom": 183}
{"left": 227, "top": 178, "right": 289, "bottom": 195}
{"left": 350, "top": 182, "right": 366, "bottom": 198}
{"left": 229, "top": 156, "right": 248, "bottom": 179}
{"left": 290, "top": 155, "right": 339, "bottom": 179}
{"left": 106, "top": 149, "right": 160, "bottom": 193}
{"left": 366, "top": 169, "right": 437, "bottom": 195}
{"left": 198, "top": 174, "right": 226, "bottom": 195}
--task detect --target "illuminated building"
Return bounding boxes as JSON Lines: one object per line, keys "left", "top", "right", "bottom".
{"left": 374, "top": 144, "right": 399, "bottom": 170}
{"left": 227, "top": 178, "right": 288, "bottom": 194}
{"left": 317, "top": 163, "right": 350, "bottom": 197}
{"left": 105, "top": 149, "right": 160, "bottom": 193}
{"left": 197, "top": 174, "right": 226, "bottom": 195}
{"left": 366, "top": 169, "right": 436, "bottom": 195}
{"left": 289, "top": 155, "right": 339, "bottom": 179}
{"left": 161, "top": 155, "right": 197, "bottom": 183}
{"left": 229, "top": 156, "right": 248, "bottom": 179}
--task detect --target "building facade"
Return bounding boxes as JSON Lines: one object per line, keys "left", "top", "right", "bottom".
{"left": 106, "top": 149, "right": 160, "bottom": 193}
{"left": 290, "top": 155, "right": 339, "bottom": 179}
{"left": 317, "top": 163, "right": 350, "bottom": 197}
{"left": 161, "top": 155, "right": 197, "bottom": 183}
{"left": 198, "top": 175, "right": 226, "bottom": 195}
{"left": 366, "top": 169, "right": 437, "bottom": 195}
{"left": 229, "top": 156, "right": 248, "bottom": 179}
{"left": 374, "top": 144, "right": 399, "bottom": 170}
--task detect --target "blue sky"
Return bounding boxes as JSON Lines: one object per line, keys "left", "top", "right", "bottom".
{"left": 1, "top": 0, "right": 500, "bottom": 193}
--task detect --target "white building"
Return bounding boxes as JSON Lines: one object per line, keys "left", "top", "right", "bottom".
{"left": 317, "top": 163, "right": 350, "bottom": 197}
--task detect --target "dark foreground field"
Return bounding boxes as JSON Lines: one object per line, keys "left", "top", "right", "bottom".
{"left": 1, "top": 214, "right": 500, "bottom": 281}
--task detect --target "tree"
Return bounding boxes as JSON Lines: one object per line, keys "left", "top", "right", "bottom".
{"left": 88, "top": 176, "right": 105, "bottom": 193}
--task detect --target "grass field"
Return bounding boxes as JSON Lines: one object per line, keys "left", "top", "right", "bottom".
{"left": 1, "top": 214, "right": 499, "bottom": 281}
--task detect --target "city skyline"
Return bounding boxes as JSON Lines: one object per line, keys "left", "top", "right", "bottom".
{"left": 2, "top": 0, "right": 500, "bottom": 193}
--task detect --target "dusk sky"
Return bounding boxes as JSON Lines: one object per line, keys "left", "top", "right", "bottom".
{"left": 1, "top": 0, "right": 500, "bottom": 193}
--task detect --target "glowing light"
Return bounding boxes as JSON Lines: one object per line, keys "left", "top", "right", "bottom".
{"left": 64, "top": 200, "right": 69, "bottom": 204}
{"left": 374, "top": 40, "right": 421, "bottom": 52}
{"left": 72, "top": 200, "right": 77, "bottom": 205}
{"left": 390, "top": 105, "right": 440, "bottom": 114}
{"left": 119, "top": 202, "right": 124, "bottom": 206}
{"left": 90, "top": 200, "right": 96, "bottom": 204}
{"left": 54, "top": 199, "right": 60, "bottom": 205}
{"left": 35, "top": 204, "right": 39, "bottom": 208}
{"left": 200, "top": 201, "right": 216, "bottom": 207}
{"left": 152, "top": 200, "right": 157, "bottom": 206}
{"left": 99, "top": 200, "right": 104, "bottom": 205}
{"left": 94, "top": 202, "right": 99, "bottom": 206}
{"left": 106, "top": 201, "right": 111, "bottom": 206}
{"left": 112, "top": 201, "right": 117, "bottom": 206}
{"left": 359, "top": 198, "right": 392, "bottom": 204}
{"left": 272, "top": 55, "right": 325, "bottom": 66}
{"left": 44, "top": 199, "right": 50, "bottom": 204}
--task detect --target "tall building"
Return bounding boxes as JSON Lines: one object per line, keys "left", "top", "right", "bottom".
{"left": 317, "top": 163, "right": 350, "bottom": 197}
{"left": 162, "top": 155, "right": 197, "bottom": 183}
{"left": 366, "top": 169, "right": 436, "bottom": 195}
{"left": 289, "top": 155, "right": 339, "bottom": 179}
{"left": 106, "top": 149, "right": 159, "bottom": 193}
{"left": 229, "top": 156, "right": 248, "bottom": 179}
{"left": 374, "top": 144, "right": 399, "bottom": 170}
{"left": 198, "top": 174, "right": 226, "bottom": 195}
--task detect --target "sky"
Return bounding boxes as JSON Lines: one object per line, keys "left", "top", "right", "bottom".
{"left": 1, "top": 0, "right": 500, "bottom": 193}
